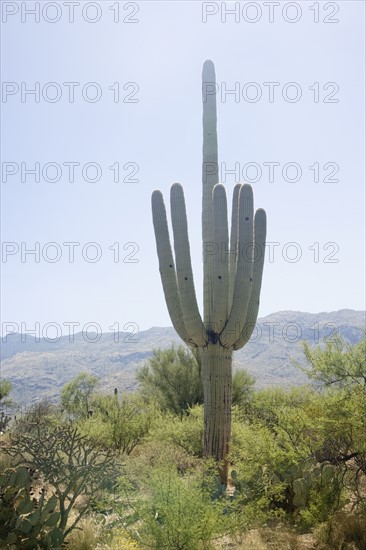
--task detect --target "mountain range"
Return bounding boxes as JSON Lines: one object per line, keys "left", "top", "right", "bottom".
{"left": 1, "top": 309, "right": 365, "bottom": 410}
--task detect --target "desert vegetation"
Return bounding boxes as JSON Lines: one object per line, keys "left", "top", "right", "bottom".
{"left": 1, "top": 336, "right": 365, "bottom": 549}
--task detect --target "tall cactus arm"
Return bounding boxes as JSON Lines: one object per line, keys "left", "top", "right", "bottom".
{"left": 202, "top": 59, "right": 219, "bottom": 327}
{"left": 211, "top": 184, "right": 229, "bottom": 336}
{"left": 170, "top": 183, "right": 207, "bottom": 347}
{"left": 220, "top": 184, "right": 254, "bottom": 348}
{"left": 151, "top": 190, "right": 194, "bottom": 345}
{"left": 228, "top": 184, "right": 241, "bottom": 311}
{"left": 234, "top": 208, "right": 267, "bottom": 350}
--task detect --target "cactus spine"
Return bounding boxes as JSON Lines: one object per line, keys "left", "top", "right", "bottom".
{"left": 152, "top": 60, "right": 267, "bottom": 484}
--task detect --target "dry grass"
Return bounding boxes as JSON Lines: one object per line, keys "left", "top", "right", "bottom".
{"left": 65, "top": 516, "right": 104, "bottom": 550}
{"left": 65, "top": 514, "right": 142, "bottom": 550}
{"left": 214, "top": 526, "right": 318, "bottom": 550}
{"left": 317, "top": 512, "right": 366, "bottom": 550}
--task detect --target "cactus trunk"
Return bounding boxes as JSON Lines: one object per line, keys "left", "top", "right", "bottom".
{"left": 201, "top": 345, "right": 232, "bottom": 483}
{"left": 151, "top": 60, "right": 267, "bottom": 486}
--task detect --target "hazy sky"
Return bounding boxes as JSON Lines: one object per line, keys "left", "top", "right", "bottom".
{"left": 1, "top": 1, "right": 365, "bottom": 339}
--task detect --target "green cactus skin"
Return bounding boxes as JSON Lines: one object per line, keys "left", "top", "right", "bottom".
{"left": 0, "top": 466, "right": 62, "bottom": 547}
{"left": 151, "top": 60, "right": 267, "bottom": 484}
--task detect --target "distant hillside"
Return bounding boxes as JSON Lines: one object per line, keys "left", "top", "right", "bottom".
{"left": 1, "top": 310, "right": 365, "bottom": 409}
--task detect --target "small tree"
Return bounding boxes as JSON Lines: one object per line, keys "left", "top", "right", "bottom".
{"left": 82, "top": 391, "right": 152, "bottom": 454}
{"left": 14, "top": 399, "right": 61, "bottom": 435}
{"left": 301, "top": 336, "right": 366, "bottom": 388}
{"left": 137, "top": 346, "right": 203, "bottom": 417}
{"left": 138, "top": 345, "right": 255, "bottom": 418}
{"left": 61, "top": 372, "right": 99, "bottom": 419}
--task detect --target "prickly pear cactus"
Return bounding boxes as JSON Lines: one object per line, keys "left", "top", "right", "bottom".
{"left": 293, "top": 477, "right": 312, "bottom": 508}
{"left": 0, "top": 465, "right": 64, "bottom": 548}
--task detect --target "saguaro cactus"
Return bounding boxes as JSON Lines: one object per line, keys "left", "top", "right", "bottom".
{"left": 152, "top": 60, "right": 267, "bottom": 484}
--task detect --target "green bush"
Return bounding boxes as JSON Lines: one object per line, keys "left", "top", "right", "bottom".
{"left": 0, "top": 379, "right": 12, "bottom": 406}
{"left": 148, "top": 405, "right": 204, "bottom": 457}
{"left": 126, "top": 465, "right": 240, "bottom": 550}
{"left": 126, "top": 440, "right": 199, "bottom": 479}
{"left": 231, "top": 380, "right": 365, "bottom": 531}
{"left": 136, "top": 345, "right": 204, "bottom": 417}
{"left": 79, "top": 392, "right": 152, "bottom": 454}
{"left": 230, "top": 419, "right": 292, "bottom": 522}
{"left": 61, "top": 372, "right": 99, "bottom": 420}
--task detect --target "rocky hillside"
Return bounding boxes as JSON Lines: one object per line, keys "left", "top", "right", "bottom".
{"left": 1, "top": 310, "right": 364, "bottom": 409}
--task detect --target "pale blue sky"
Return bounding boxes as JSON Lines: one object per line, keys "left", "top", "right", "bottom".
{"left": 1, "top": 1, "right": 365, "bottom": 336}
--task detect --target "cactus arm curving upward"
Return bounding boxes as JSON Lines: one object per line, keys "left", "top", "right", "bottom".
{"left": 221, "top": 184, "right": 254, "bottom": 348}
{"left": 170, "top": 183, "right": 207, "bottom": 346}
{"left": 228, "top": 183, "right": 241, "bottom": 311}
{"left": 151, "top": 190, "right": 195, "bottom": 346}
{"left": 202, "top": 60, "right": 219, "bottom": 328}
{"left": 234, "top": 208, "right": 267, "bottom": 350}
{"left": 212, "top": 184, "right": 229, "bottom": 336}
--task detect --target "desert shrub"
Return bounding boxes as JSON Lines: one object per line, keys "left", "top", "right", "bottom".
{"left": 246, "top": 386, "right": 315, "bottom": 429}
{"left": 65, "top": 515, "right": 104, "bottom": 550}
{"left": 125, "top": 464, "right": 241, "bottom": 550}
{"left": 295, "top": 465, "right": 346, "bottom": 531}
{"left": 13, "top": 399, "right": 62, "bottom": 435}
{"left": 148, "top": 405, "right": 204, "bottom": 457}
{"left": 0, "top": 379, "right": 12, "bottom": 406}
{"left": 230, "top": 419, "right": 293, "bottom": 522}
{"left": 230, "top": 394, "right": 347, "bottom": 529}
{"left": 126, "top": 440, "right": 199, "bottom": 479}
{"left": 79, "top": 392, "right": 152, "bottom": 455}
{"left": 137, "top": 345, "right": 203, "bottom": 417}
{"left": 61, "top": 373, "right": 100, "bottom": 420}
{"left": 235, "top": 376, "right": 366, "bottom": 530}
{"left": 99, "top": 529, "right": 141, "bottom": 549}
{"left": 255, "top": 525, "right": 301, "bottom": 549}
